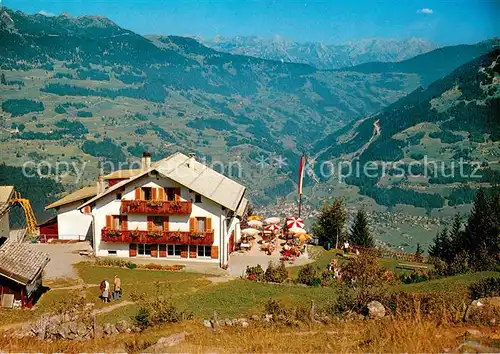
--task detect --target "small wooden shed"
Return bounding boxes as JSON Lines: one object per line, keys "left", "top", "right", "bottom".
{"left": 0, "top": 238, "right": 50, "bottom": 308}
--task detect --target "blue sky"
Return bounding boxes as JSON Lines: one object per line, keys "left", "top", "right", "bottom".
{"left": 2, "top": 0, "right": 499, "bottom": 45}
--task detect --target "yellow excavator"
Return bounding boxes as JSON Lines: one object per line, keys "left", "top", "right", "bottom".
{"left": 10, "top": 191, "right": 38, "bottom": 235}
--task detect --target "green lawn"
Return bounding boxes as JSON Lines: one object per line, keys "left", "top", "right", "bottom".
{"left": 99, "top": 278, "right": 336, "bottom": 324}
{"left": 395, "top": 271, "right": 500, "bottom": 293}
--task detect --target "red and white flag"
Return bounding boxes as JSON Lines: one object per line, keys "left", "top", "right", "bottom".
{"left": 298, "top": 154, "right": 306, "bottom": 195}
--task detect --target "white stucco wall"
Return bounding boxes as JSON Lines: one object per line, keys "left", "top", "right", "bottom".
{"left": 92, "top": 174, "right": 229, "bottom": 262}
{"left": 0, "top": 211, "right": 9, "bottom": 238}
{"left": 57, "top": 201, "right": 92, "bottom": 240}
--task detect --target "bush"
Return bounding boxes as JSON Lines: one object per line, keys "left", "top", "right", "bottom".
{"left": 133, "top": 307, "right": 150, "bottom": 330}
{"left": 469, "top": 277, "right": 500, "bottom": 299}
{"left": 297, "top": 264, "right": 318, "bottom": 286}
{"left": 246, "top": 264, "right": 264, "bottom": 281}
{"left": 399, "top": 270, "right": 430, "bottom": 284}
{"left": 127, "top": 263, "right": 137, "bottom": 270}
{"left": 264, "top": 261, "right": 288, "bottom": 283}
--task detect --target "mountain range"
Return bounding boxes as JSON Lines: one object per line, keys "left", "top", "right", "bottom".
{"left": 0, "top": 7, "right": 499, "bottom": 220}
{"left": 197, "top": 36, "right": 438, "bottom": 70}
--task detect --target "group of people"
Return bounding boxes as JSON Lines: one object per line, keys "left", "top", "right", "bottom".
{"left": 99, "top": 275, "right": 122, "bottom": 303}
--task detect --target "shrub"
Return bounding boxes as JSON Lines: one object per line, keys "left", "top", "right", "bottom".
{"left": 2, "top": 99, "right": 44, "bottom": 116}
{"left": 399, "top": 270, "right": 430, "bottom": 284}
{"left": 133, "top": 307, "right": 150, "bottom": 330}
{"left": 297, "top": 264, "right": 318, "bottom": 286}
{"left": 246, "top": 264, "right": 264, "bottom": 281}
{"left": 127, "top": 263, "right": 137, "bottom": 270}
{"left": 264, "top": 261, "right": 288, "bottom": 283}
{"left": 469, "top": 277, "right": 500, "bottom": 299}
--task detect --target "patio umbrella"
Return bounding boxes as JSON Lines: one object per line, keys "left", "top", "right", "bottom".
{"left": 286, "top": 217, "right": 305, "bottom": 229}
{"left": 241, "top": 228, "right": 260, "bottom": 236}
{"left": 248, "top": 215, "right": 263, "bottom": 221}
{"left": 248, "top": 220, "right": 263, "bottom": 229}
{"left": 298, "top": 234, "right": 312, "bottom": 241}
{"left": 264, "top": 217, "right": 281, "bottom": 225}
{"left": 264, "top": 224, "right": 281, "bottom": 232}
{"left": 288, "top": 226, "right": 307, "bottom": 234}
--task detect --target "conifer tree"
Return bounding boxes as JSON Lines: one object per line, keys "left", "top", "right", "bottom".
{"left": 0, "top": 73, "right": 6, "bottom": 85}
{"left": 312, "top": 199, "right": 347, "bottom": 248}
{"left": 349, "top": 208, "right": 374, "bottom": 248}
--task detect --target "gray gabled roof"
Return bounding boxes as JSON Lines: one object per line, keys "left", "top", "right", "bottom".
{"left": 80, "top": 152, "right": 246, "bottom": 212}
{"left": 0, "top": 238, "right": 50, "bottom": 285}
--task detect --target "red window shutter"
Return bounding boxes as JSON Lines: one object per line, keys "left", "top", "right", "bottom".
{"left": 135, "top": 188, "right": 141, "bottom": 200}
{"left": 211, "top": 246, "right": 219, "bottom": 259}
{"left": 152, "top": 188, "right": 157, "bottom": 200}
{"left": 163, "top": 216, "right": 169, "bottom": 231}
{"left": 106, "top": 215, "right": 113, "bottom": 229}
{"left": 174, "top": 188, "right": 181, "bottom": 201}
{"left": 147, "top": 216, "right": 153, "bottom": 231}
{"left": 129, "top": 243, "right": 137, "bottom": 257}
{"left": 206, "top": 217, "right": 212, "bottom": 232}
{"left": 121, "top": 216, "right": 128, "bottom": 230}
{"left": 159, "top": 188, "right": 166, "bottom": 201}
{"left": 189, "top": 217, "right": 196, "bottom": 232}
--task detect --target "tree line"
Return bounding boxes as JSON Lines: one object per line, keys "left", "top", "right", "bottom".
{"left": 429, "top": 188, "right": 500, "bottom": 274}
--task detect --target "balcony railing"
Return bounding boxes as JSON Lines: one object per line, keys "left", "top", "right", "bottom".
{"left": 120, "top": 200, "right": 192, "bottom": 215}
{"left": 101, "top": 228, "right": 214, "bottom": 245}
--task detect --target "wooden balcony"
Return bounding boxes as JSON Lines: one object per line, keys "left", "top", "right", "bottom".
{"left": 101, "top": 228, "right": 214, "bottom": 245}
{"left": 120, "top": 200, "right": 192, "bottom": 215}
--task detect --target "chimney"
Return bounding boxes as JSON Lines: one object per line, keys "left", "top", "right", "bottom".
{"left": 141, "top": 152, "right": 152, "bottom": 170}
{"left": 96, "top": 176, "right": 106, "bottom": 194}
{"left": 187, "top": 153, "right": 196, "bottom": 168}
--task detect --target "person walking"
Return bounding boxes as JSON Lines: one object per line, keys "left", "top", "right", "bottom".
{"left": 113, "top": 275, "right": 121, "bottom": 300}
{"left": 100, "top": 279, "right": 110, "bottom": 303}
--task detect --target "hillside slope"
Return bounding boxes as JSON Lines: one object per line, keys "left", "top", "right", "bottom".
{"left": 314, "top": 49, "right": 500, "bottom": 211}
{"left": 338, "top": 40, "right": 499, "bottom": 86}
{"left": 0, "top": 7, "right": 421, "bottom": 207}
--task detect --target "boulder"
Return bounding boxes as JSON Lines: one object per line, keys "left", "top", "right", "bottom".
{"left": 367, "top": 301, "right": 385, "bottom": 319}
{"left": 203, "top": 320, "right": 212, "bottom": 328}
{"left": 156, "top": 332, "right": 190, "bottom": 348}
{"left": 465, "top": 297, "right": 500, "bottom": 325}
{"left": 102, "top": 323, "right": 117, "bottom": 336}
{"left": 67, "top": 321, "right": 78, "bottom": 334}
{"left": 58, "top": 322, "right": 72, "bottom": 339}
{"left": 115, "top": 320, "right": 130, "bottom": 333}
{"left": 77, "top": 322, "right": 88, "bottom": 337}
{"left": 224, "top": 319, "right": 233, "bottom": 326}
{"left": 251, "top": 315, "right": 260, "bottom": 322}
{"left": 264, "top": 314, "right": 273, "bottom": 322}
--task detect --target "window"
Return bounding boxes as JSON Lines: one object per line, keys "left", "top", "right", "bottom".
{"left": 152, "top": 216, "right": 164, "bottom": 231}
{"left": 108, "top": 250, "right": 117, "bottom": 255}
{"left": 194, "top": 193, "right": 202, "bottom": 203}
{"left": 168, "top": 245, "right": 181, "bottom": 257}
{"left": 197, "top": 217, "right": 206, "bottom": 232}
{"left": 197, "top": 245, "right": 211, "bottom": 258}
{"left": 166, "top": 188, "right": 176, "bottom": 201}
{"left": 112, "top": 215, "right": 122, "bottom": 230}
{"left": 116, "top": 193, "right": 122, "bottom": 200}
{"left": 138, "top": 244, "right": 151, "bottom": 256}
{"left": 142, "top": 187, "right": 152, "bottom": 200}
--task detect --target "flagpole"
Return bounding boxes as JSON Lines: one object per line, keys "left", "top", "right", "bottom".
{"left": 298, "top": 152, "right": 306, "bottom": 218}
{"left": 298, "top": 193, "right": 302, "bottom": 218}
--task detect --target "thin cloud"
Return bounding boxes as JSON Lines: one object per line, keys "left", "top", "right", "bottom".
{"left": 38, "top": 10, "right": 56, "bottom": 17}
{"left": 417, "top": 8, "right": 434, "bottom": 15}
